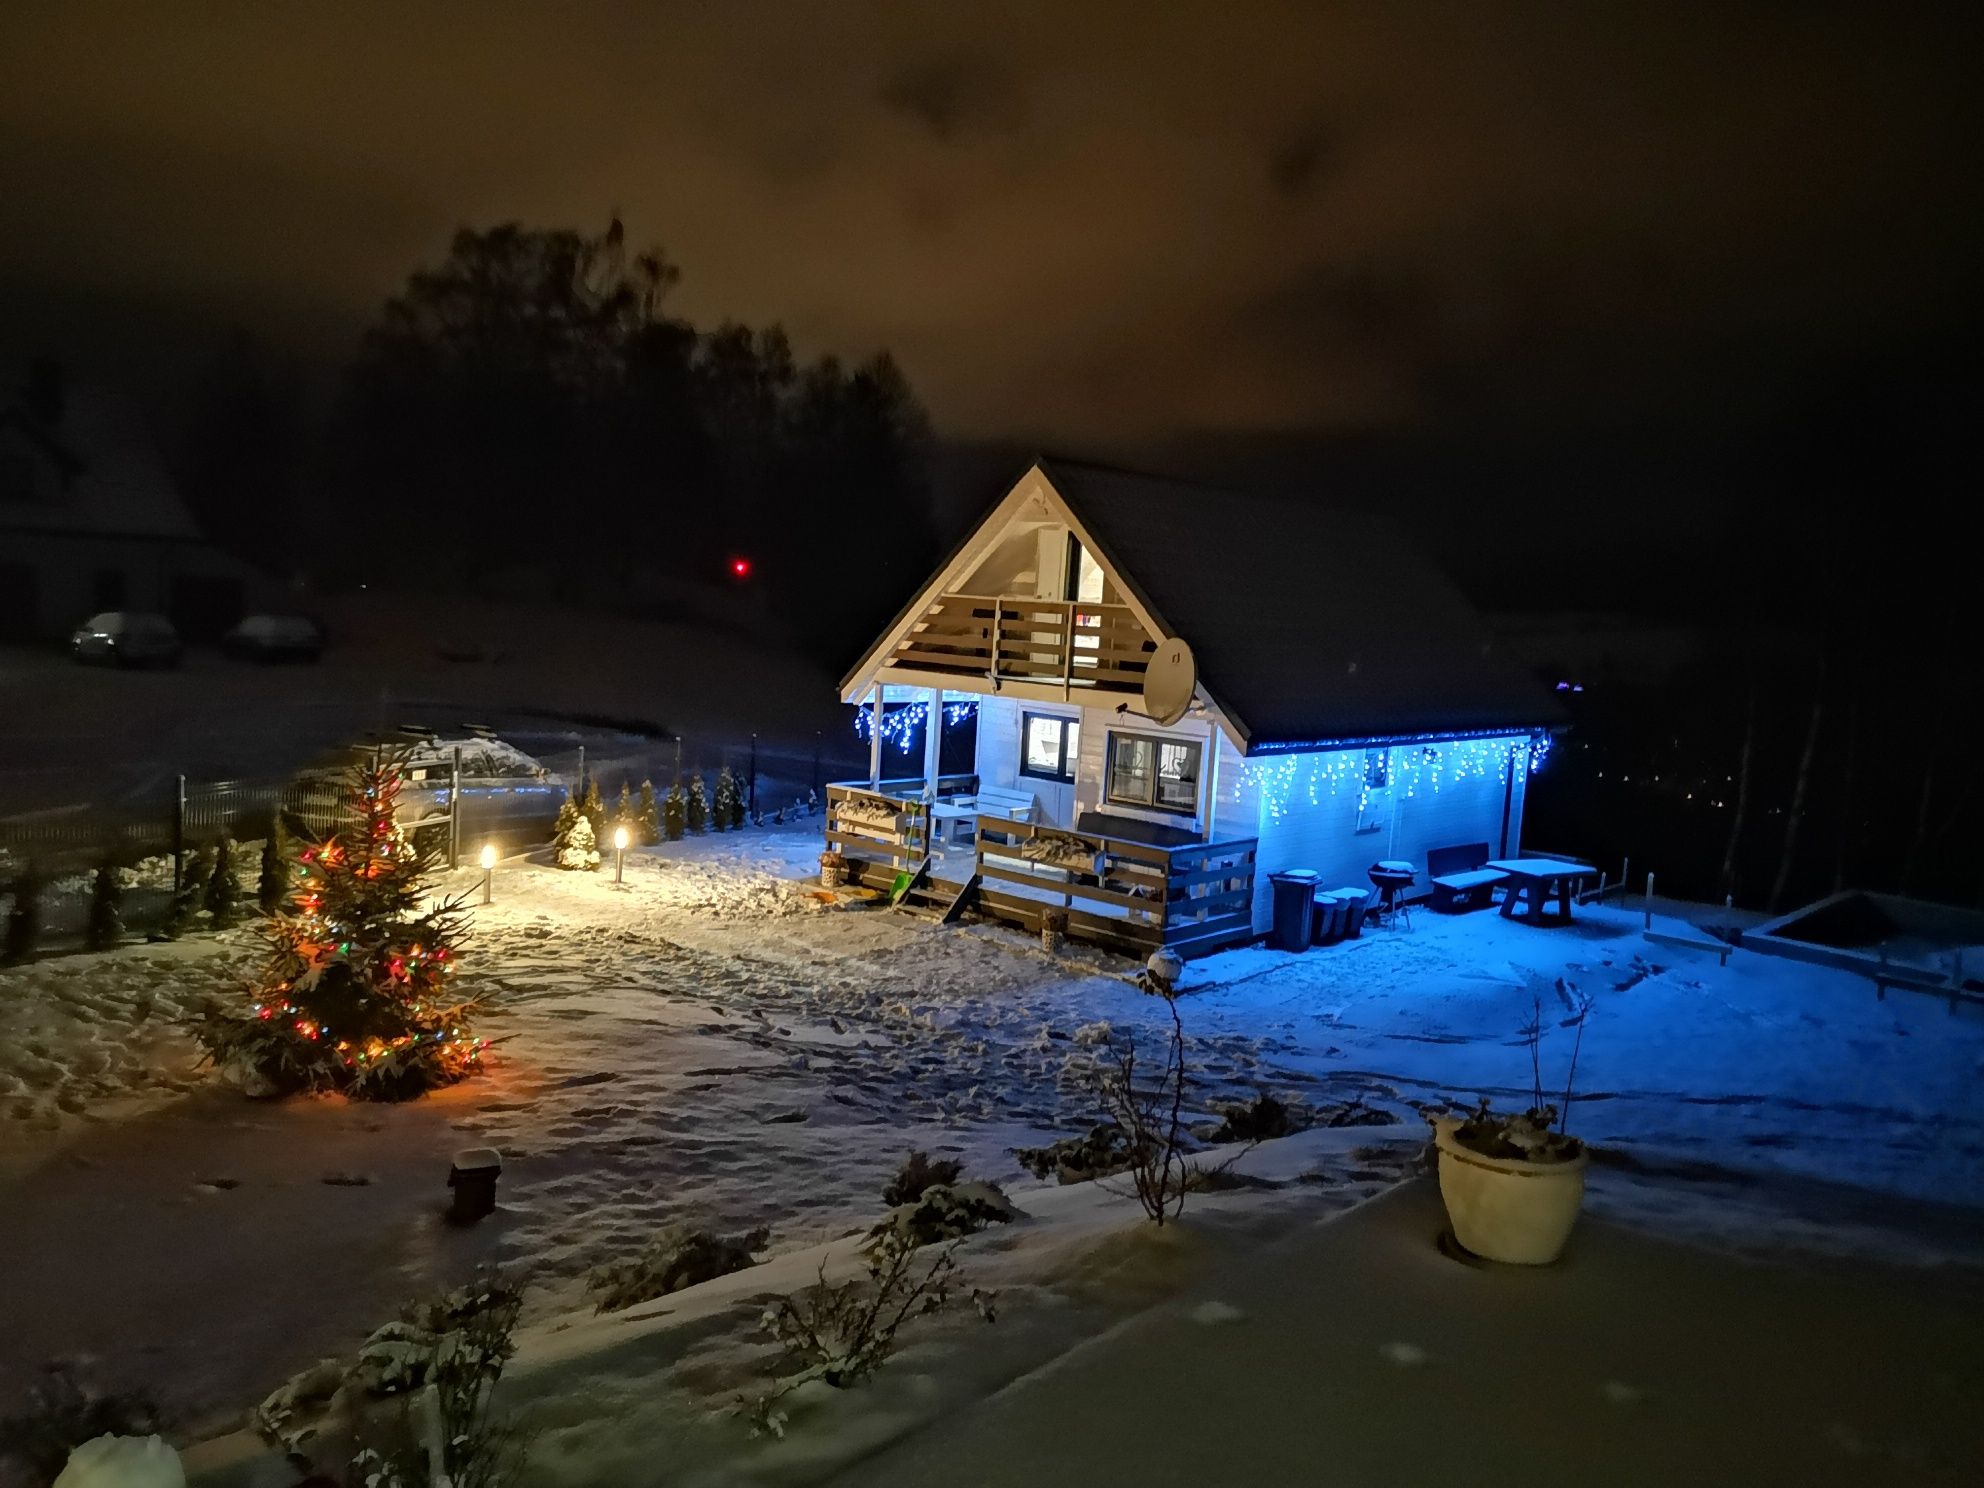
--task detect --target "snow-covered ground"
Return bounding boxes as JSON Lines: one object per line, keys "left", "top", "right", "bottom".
{"left": 3, "top": 820, "right": 1981, "bottom": 1465}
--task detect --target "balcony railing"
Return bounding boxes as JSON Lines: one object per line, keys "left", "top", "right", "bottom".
{"left": 823, "top": 782, "right": 1257, "bottom": 958}
{"left": 884, "top": 594, "right": 1155, "bottom": 695}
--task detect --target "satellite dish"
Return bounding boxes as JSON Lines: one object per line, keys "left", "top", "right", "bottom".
{"left": 1142, "top": 637, "right": 1197, "bottom": 727}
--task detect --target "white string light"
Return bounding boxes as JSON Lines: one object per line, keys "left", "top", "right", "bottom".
{"left": 852, "top": 699, "right": 980, "bottom": 754}
{"left": 1235, "top": 734, "right": 1552, "bottom": 823}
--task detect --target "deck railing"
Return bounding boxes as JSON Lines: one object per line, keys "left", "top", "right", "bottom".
{"left": 822, "top": 777, "right": 977, "bottom": 870}
{"left": 825, "top": 792, "right": 1256, "bottom": 957}
{"left": 885, "top": 594, "right": 1155, "bottom": 695}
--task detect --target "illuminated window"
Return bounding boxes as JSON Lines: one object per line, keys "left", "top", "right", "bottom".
{"left": 1106, "top": 733, "right": 1200, "bottom": 814}
{"left": 1021, "top": 713, "right": 1078, "bottom": 782}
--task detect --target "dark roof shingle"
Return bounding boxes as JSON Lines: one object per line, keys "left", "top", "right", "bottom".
{"left": 1042, "top": 458, "right": 1563, "bottom": 752}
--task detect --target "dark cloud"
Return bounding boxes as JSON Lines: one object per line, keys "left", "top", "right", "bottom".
{"left": 876, "top": 56, "right": 1022, "bottom": 142}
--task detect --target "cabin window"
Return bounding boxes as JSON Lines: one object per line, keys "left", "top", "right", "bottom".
{"left": 1362, "top": 748, "right": 1390, "bottom": 789}
{"left": 1105, "top": 732, "right": 1201, "bottom": 814}
{"left": 1021, "top": 712, "right": 1079, "bottom": 782}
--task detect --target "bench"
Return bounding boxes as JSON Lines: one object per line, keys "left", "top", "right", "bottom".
{"left": 935, "top": 783, "right": 1037, "bottom": 846}
{"left": 1427, "top": 842, "right": 1508, "bottom": 912}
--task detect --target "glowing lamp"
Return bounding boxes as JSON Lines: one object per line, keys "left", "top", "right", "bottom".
{"left": 479, "top": 844, "right": 497, "bottom": 871}
{"left": 729, "top": 557, "right": 752, "bottom": 579}
{"left": 613, "top": 825, "right": 630, "bottom": 851}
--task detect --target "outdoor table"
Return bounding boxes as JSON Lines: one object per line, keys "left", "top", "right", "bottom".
{"left": 928, "top": 801, "right": 978, "bottom": 846}
{"left": 1485, "top": 857, "right": 1595, "bottom": 922}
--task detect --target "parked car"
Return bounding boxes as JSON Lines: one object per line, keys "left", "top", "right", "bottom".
{"left": 223, "top": 613, "right": 324, "bottom": 663}
{"left": 70, "top": 611, "right": 182, "bottom": 667}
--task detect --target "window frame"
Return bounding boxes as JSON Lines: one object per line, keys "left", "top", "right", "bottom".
{"left": 1104, "top": 730, "right": 1203, "bottom": 816}
{"left": 1019, "top": 711, "right": 1080, "bottom": 783}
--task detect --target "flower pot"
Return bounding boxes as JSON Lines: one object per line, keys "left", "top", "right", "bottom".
{"left": 1433, "top": 1119, "right": 1588, "bottom": 1265}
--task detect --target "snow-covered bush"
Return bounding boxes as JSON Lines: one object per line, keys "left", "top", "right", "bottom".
{"left": 635, "top": 779, "right": 661, "bottom": 845}
{"left": 4, "top": 866, "right": 42, "bottom": 965}
{"left": 161, "top": 850, "right": 207, "bottom": 939}
{"left": 203, "top": 835, "right": 243, "bottom": 928}
{"left": 747, "top": 1230, "right": 994, "bottom": 1437}
{"left": 1436, "top": 1101, "right": 1584, "bottom": 1164}
{"left": 555, "top": 814, "right": 601, "bottom": 872}
{"left": 685, "top": 774, "right": 709, "bottom": 835}
{"left": 1012, "top": 1123, "right": 1140, "bottom": 1184}
{"left": 1094, "top": 992, "right": 1194, "bottom": 1225}
{"left": 1206, "top": 1092, "right": 1299, "bottom": 1143}
{"left": 86, "top": 863, "right": 124, "bottom": 951}
{"left": 662, "top": 782, "right": 686, "bottom": 841}
{"left": 585, "top": 1225, "right": 768, "bottom": 1314}
{"left": 711, "top": 768, "right": 739, "bottom": 834}
{"left": 48, "top": 1434, "right": 183, "bottom": 1488}
{"left": 870, "top": 1181, "right": 1021, "bottom": 1249}
{"left": 0, "top": 1364, "right": 169, "bottom": 1487}
{"left": 259, "top": 1272, "right": 526, "bottom": 1487}
{"left": 881, "top": 1149, "right": 962, "bottom": 1206}
{"left": 257, "top": 819, "right": 293, "bottom": 915}
{"left": 579, "top": 776, "right": 608, "bottom": 848}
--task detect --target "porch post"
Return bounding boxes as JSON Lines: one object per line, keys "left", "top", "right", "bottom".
{"left": 868, "top": 686, "right": 884, "bottom": 790}
{"left": 922, "top": 687, "right": 944, "bottom": 802}
{"left": 1200, "top": 713, "right": 1221, "bottom": 837}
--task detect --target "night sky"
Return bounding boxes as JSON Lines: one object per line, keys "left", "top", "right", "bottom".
{"left": 4, "top": 3, "right": 1979, "bottom": 597}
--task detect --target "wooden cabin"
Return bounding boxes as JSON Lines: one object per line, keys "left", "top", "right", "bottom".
{"left": 830, "top": 459, "right": 1564, "bottom": 958}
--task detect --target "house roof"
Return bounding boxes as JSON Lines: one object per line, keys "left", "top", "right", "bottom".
{"left": 0, "top": 389, "right": 206, "bottom": 541}
{"left": 1036, "top": 458, "right": 1563, "bottom": 752}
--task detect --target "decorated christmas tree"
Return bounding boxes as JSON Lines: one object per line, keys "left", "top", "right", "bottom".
{"left": 636, "top": 779, "right": 661, "bottom": 845}
{"left": 711, "top": 768, "right": 739, "bottom": 834}
{"left": 556, "top": 813, "right": 601, "bottom": 871}
{"left": 663, "top": 782, "right": 686, "bottom": 841}
{"left": 197, "top": 749, "right": 484, "bottom": 1101}
{"left": 685, "top": 774, "right": 709, "bottom": 835}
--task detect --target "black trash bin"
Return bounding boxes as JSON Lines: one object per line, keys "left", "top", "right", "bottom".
{"left": 1269, "top": 869, "right": 1320, "bottom": 951}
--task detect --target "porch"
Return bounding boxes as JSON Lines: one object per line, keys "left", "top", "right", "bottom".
{"left": 823, "top": 780, "right": 1259, "bottom": 959}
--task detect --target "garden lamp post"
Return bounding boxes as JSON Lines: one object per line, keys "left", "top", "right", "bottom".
{"left": 480, "top": 843, "right": 496, "bottom": 905}
{"left": 614, "top": 824, "right": 630, "bottom": 883}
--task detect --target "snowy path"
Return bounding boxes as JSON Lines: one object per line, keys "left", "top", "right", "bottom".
{"left": 2, "top": 821, "right": 1981, "bottom": 1435}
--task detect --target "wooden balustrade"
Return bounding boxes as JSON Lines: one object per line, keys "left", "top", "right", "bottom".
{"left": 885, "top": 594, "right": 1154, "bottom": 696}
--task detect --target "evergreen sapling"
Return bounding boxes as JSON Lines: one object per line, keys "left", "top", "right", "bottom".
{"left": 581, "top": 777, "right": 608, "bottom": 847}
{"left": 636, "top": 779, "right": 661, "bottom": 845}
{"left": 711, "top": 768, "right": 738, "bottom": 834}
{"left": 87, "top": 862, "right": 124, "bottom": 951}
{"left": 685, "top": 774, "right": 709, "bottom": 835}
{"left": 258, "top": 817, "right": 294, "bottom": 915}
{"left": 165, "top": 847, "right": 212, "bottom": 937}
{"left": 663, "top": 782, "right": 686, "bottom": 841}
{"left": 205, "top": 834, "right": 243, "bottom": 928}
{"left": 557, "top": 813, "right": 601, "bottom": 871}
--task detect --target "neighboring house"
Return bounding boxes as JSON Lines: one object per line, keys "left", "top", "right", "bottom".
{"left": 830, "top": 458, "right": 1564, "bottom": 957}
{"left": 0, "top": 380, "right": 263, "bottom": 640}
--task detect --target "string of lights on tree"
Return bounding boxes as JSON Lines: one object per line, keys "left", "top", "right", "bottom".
{"left": 1235, "top": 735, "right": 1553, "bottom": 824}
{"left": 852, "top": 698, "right": 980, "bottom": 753}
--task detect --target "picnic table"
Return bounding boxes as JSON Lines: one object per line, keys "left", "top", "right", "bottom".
{"left": 1485, "top": 857, "right": 1595, "bottom": 922}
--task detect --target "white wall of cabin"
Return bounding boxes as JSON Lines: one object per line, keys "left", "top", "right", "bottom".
{"left": 1230, "top": 740, "right": 1532, "bottom": 933}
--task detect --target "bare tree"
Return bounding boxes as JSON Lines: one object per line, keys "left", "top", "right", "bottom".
{"left": 1769, "top": 688, "right": 1826, "bottom": 911}
{"left": 1719, "top": 674, "right": 1758, "bottom": 903}
{"left": 1095, "top": 993, "right": 1192, "bottom": 1226}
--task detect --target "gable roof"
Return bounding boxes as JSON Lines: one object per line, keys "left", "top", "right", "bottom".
{"left": 1036, "top": 458, "right": 1561, "bottom": 751}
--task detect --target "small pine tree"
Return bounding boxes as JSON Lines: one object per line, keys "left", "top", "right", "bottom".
{"left": 663, "top": 782, "right": 686, "bottom": 841}
{"left": 728, "top": 773, "right": 749, "bottom": 830}
{"left": 685, "top": 774, "right": 709, "bottom": 835}
{"left": 205, "top": 834, "right": 244, "bottom": 928}
{"left": 636, "top": 779, "right": 661, "bottom": 845}
{"left": 557, "top": 813, "right": 601, "bottom": 871}
{"left": 711, "top": 768, "right": 738, "bottom": 834}
{"left": 164, "top": 847, "right": 212, "bottom": 937}
{"left": 615, "top": 780, "right": 634, "bottom": 840}
{"left": 259, "top": 817, "right": 294, "bottom": 915}
{"left": 87, "top": 862, "right": 124, "bottom": 951}
{"left": 552, "top": 789, "right": 583, "bottom": 857}
{"left": 581, "top": 776, "right": 608, "bottom": 847}
{"left": 3, "top": 867, "right": 42, "bottom": 965}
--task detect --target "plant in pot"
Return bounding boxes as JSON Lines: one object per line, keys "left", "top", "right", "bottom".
{"left": 1429, "top": 991, "right": 1592, "bottom": 1265}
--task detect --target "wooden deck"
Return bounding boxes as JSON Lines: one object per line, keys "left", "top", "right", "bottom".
{"left": 825, "top": 783, "right": 1257, "bottom": 959}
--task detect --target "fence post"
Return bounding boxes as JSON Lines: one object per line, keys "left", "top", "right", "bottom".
{"left": 577, "top": 744, "right": 587, "bottom": 798}
{"left": 749, "top": 733, "right": 758, "bottom": 818}
{"left": 448, "top": 745, "right": 462, "bottom": 870}
{"left": 172, "top": 774, "right": 187, "bottom": 892}
{"left": 1644, "top": 871, "right": 1655, "bottom": 930}
{"left": 812, "top": 731, "right": 821, "bottom": 800}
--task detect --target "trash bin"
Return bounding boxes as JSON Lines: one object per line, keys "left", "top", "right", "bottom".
{"left": 1328, "top": 886, "right": 1372, "bottom": 938}
{"left": 1311, "top": 889, "right": 1347, "bottom": 944}
{"left": 1268, "top": 869, "right": 1320, "bottom": 952}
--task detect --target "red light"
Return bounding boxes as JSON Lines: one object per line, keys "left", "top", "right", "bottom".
{"left": 729, "top": 558, "right": 751, "bottom": 579}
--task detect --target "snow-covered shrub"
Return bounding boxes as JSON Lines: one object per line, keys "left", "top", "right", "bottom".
{"left": 685, "top": 774, "right": 709, "bottom": 835}
{"left": 259, "top": 1272, "right": 526, "bottom": 1487}
{"left": 1094, "top": 992, "right": 1193, "bottom": 1225}
{"left": 203, "top": 835, "right": 243, "bottom": 928}
{"left": 554, "top": 814, "right": 600, "bottom": 872}
{"left": 161, "top": 850, "right": 208, "bottom": 939}
{"left": 1207, "top": 1092, "right": 1299, "bottom": 1143}
{"left": 1435, "top": 1101, "right": 1584, "bottom": 1164}
{"left": 3, "top": 866, "right": 42, "bottom": 965}
{"left": 746, "top": 1230, "right": 994, "bottom": 1437}
{"left": 881, "top": 1149, "right": 962, "bottom": 1206}
{"left": 635, "top": 779, "right": 661, "bottom": 845}
{"left": 1012, "top": 1123, "right": 1139, "bottom": 1184}
{"left": 0, "top": 1364, "right": 169, "bottom": 1487}
{"left": 711, "top": 768, "right": 739, "bottom": 834}
{"left": 662, "top": 782, "right": 686, "bottom": 841}
{"left": 579, "top": 776, "right": 608, "bottom": 848}
{"left": 870, "top": 1181, "right": 1021, "bottom": 1249}
{"left": 48, "top": 1433, "right": 183, "bottom": 1488}
{"left": 86, "top": 863, "right": 124, "bottom": 952}
{"left": 257, "top": 818, "right": 293, "bottom": 915}
{"left": 585, "top": 1225, "right": 768, "bottom": 1314}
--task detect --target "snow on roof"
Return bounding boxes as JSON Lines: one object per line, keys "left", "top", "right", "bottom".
{"left": 0, "top": 387, "right": 205, "bottom": 541}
